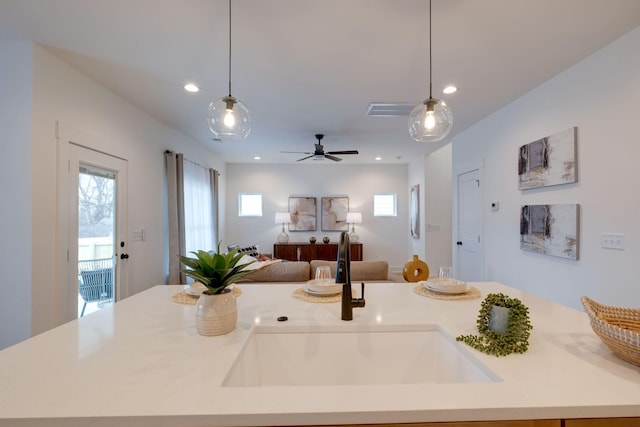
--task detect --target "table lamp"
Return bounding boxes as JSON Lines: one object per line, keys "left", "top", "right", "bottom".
{"left": 346, "top": 212, "right": 362, "bottom": 242}
{"left": 275, "top": 212, "right": 292, "bottom": 243}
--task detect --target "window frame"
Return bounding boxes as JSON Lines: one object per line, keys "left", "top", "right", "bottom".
{"left": 373, "top": 193, "right": 397, "bottom": 217}
{"left": 238, "top": 192, "right": 263, "bottom": 217}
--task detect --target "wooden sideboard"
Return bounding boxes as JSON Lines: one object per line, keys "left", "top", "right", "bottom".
{"left": 273, "top": 243, "right": 363, "bottom": 262}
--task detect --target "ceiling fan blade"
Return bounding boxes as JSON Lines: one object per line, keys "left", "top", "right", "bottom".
{"left": 325, "top": 154, "right": 343, "bottom": 162}
{"left": 297, "top": 155, "right": 315, "bottom": 162}
{"left": 326, "top": 150, "right": 358, "bottom": 155}
{"left": 281, "top": 150, "right": 312, "bottom": 154}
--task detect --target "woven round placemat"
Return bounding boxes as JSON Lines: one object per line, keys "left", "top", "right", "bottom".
{"left": 413, "top": 284, "right": 481, "bottom": 300}
{"left": 292, "top": 288, "right": 342, "bottom": 303}
{"left": 172, "top": 287, "right": 242, "bottom": 305}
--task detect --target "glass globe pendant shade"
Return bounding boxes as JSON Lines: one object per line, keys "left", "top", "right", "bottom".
{"left": 207, "top": 95, "right": 252, "bottom": 141}
{"left": 408, "top": 97, "right": 453, "bottom": 142}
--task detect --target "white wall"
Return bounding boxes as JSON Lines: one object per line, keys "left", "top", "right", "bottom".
{"left": 452, "top": 26, "right": 640, "bottom": 309}
{"left": 424, "top": 144, "right": 452, "bottom": 273}
{"left": 13, "top": 43, "right": 225, "bottom": 344}
{"left": 0, "top": 42, "right": 32, "bottom": 349}
{"left": 225, "top": 163, "right": 409, "bottom": 269}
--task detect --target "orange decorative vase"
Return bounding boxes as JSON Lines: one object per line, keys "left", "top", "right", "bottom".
{"left": 402, "top": 255, "right": 429, "bottom": 282}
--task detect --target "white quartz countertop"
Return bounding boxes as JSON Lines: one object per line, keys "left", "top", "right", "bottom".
{"left": 1, "top": 282, "right": 639, "bottom": 426}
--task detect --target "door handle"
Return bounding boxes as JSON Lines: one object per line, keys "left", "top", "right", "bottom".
{"left": 120, "top": 253, "right": 129, "bottom": 259}
{"left": 456, "top": 241, "right": 463, "bottom": 246}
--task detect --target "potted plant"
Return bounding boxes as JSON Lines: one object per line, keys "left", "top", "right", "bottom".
{"left": 180, "top": 246, "right": 255, "bottom": 336}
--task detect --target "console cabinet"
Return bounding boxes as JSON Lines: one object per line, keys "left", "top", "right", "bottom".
{"left": 273, "top": 243, "right": 363, "bottom": 262}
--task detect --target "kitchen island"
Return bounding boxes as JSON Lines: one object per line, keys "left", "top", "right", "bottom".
{"left": 0, "top": 282, "right": 639, "bottom": 426}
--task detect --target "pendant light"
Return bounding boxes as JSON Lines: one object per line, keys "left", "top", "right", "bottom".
{"left": 206, "top": 0, "right": 251, "bottom": 141}
{"left": 408, "top": 0, "right": 453, "bottom": 142}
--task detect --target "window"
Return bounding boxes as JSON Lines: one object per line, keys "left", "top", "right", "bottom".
{"left": 239, "top": 193, "right": 263, "bottom": 216}
{"left": 183, "top": 159, "right": 216, "bottom": 253}
{"left": 373, "top": 193, "right": 397, "bottom": 216}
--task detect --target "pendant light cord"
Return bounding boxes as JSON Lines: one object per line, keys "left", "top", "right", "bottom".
{"left": 228, "top": 0, "right": 232, "bottom": 97}
{"left": 428, "top": 0, "right": 433, "bottom": 99}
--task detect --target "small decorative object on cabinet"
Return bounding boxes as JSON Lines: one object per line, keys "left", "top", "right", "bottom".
{"left": 402, "top": 254, "right": 429, "bottom": 282}
{"left": 323, "top": 236, "right": 330, "bottom": 244}
{"left": 180, "top": 246, "right": 255, "bottom": 336}
{"left": 309, "top": 236, "right": 316, "bottom": 244}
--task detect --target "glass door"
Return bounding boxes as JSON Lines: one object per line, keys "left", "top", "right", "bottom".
{"left": 77, "top": 165, "right": 116, "bottom": 317}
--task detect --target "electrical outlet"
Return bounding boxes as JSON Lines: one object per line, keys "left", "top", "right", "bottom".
{"left": 601, "top": 233, "right": 624, "bottom": 250}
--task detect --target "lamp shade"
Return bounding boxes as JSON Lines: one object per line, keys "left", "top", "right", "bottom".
{"left": 408, "top": 97, "right": 453, "bottom": 142}
{"left": 275, "top": 212, "right": 291, "bottom": 224}
{"left": 346, "top": 212, "right": 362, "bottom": 224}
{"left": 207, "top": 95, "right": 252, "bottom": 141}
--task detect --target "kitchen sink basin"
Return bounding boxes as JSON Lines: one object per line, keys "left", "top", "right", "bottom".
{"left": 223, "top": 324, "right": 500, "bottom": 387}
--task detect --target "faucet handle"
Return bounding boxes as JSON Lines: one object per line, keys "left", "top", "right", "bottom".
{"left": 354, "top": 283, "right": 366, "bottom": 308}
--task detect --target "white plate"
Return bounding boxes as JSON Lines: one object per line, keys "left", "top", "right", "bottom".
{"left": 304, "top": 285, "right": 342, "bottom": 296}
{"left": 424, "top": 281, "right": 468, "bottom": 295}
{"left": 305, "top": 280, "right": 341, "bottom": 294}
{"left": 184, "top": 283, "right": 207, "bottom": 296}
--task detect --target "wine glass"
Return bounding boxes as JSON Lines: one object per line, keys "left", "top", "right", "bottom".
{"left": 315, "top": 266, "right": 332, "bottom": 284}
{"left": 438, "top": 266, "right": 453, "bottom": 283}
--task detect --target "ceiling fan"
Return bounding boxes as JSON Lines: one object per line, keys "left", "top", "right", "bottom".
{"left": 281, "top": 134, "right": 359, "bottom": 162}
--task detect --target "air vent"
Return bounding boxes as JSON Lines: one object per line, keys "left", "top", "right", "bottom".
{"left": 366, "top": 103, "right": 414, "bottom": 117}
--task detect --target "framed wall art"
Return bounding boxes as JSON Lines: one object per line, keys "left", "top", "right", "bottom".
{"left": 520, "top": 203, "right": 579, "bottom": 260}
{"left": 288, "top": 196, "right": 317, "bottom": 231}
{"left": 321, "top": 196, "right": 349, "bottom": 231}
{"left": 518, "top": 127, "right": 577, "bottom": 190}
{"left": 410, "top": 184, "right": 419, "bottom": 238}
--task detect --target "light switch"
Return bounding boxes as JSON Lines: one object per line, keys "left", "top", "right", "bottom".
{"left": 132, "top": 229, "right": 145, "bottom": 241}
{"left": 601, "top": 233, "right": 624, "bottom": 250}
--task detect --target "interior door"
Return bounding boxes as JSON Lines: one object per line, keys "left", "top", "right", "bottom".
{"left": 57, "top": 137, "right": 128, "bottom": 323}
{"left": 456, "top": 168, "right": 483, "bottom": 281}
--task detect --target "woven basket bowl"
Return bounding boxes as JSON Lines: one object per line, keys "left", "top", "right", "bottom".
{"left": 581, "top": 296, "right": 640, "bottom": 367}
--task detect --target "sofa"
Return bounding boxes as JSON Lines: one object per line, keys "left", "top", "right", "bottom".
{"left": 242, "top": 259, "right": 399, "bottom": 282}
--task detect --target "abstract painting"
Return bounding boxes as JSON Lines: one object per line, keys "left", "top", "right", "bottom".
{"left": 518, "top": 127, "right": 577, "bottom": 190}
{"left": 321, "top": 196, "right": 349, "bottom": 231}
{"left": 288, "top": 197, "right": 316, "bottom": 231}
{"left": 520, "top": 204, "right": 579, "bottom": 260}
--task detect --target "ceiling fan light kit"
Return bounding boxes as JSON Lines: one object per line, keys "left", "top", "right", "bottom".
{"left": 206, "top": 0, "right": 251, "bottom": 141}
{"left": 409, "top": 0, "right": 453, "bottom": 142}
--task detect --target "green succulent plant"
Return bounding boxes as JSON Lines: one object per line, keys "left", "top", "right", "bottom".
{"left": 456, "top": 293, "right": 533, "bottom": 357}
{"left": 180, "top": 245, "right": 255, "bottom": 295}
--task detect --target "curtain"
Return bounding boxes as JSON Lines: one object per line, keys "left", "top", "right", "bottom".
{"left": 182, "top": 159, "right": 215, "bottom": 254}
{"left": 165, "top": 151, "right": 185, "bottom": 284}
{"left": 165, "top": 150, "right": 219, "bottom": 284}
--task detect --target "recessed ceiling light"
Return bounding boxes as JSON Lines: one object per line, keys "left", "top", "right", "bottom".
{"left": 375, "top": 157, "right": 382, "bottom": 161}
{"left": 184, "top": 83, "right": 199, "bottom": 93}
{"left": 443, "top": 85, "right": 457, "bottom": 94}
{"left": 253, "top": 156, "right": 261, "bottom": 160}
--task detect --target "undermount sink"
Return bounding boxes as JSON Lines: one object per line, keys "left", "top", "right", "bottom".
{"left": 223, "top": 324, "right": 501, "bottom": 387}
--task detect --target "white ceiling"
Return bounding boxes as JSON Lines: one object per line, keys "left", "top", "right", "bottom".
{"left": 2, "top": 0, "right": 640, "bottom": 164}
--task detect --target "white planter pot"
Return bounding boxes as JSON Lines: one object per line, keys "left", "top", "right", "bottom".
{"left": 195, "top": 289, "right": 237, "bottom": 336}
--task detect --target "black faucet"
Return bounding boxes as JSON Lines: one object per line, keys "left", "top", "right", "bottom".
{"left": 336, "top": 231, "right": 365, "bottom": 321}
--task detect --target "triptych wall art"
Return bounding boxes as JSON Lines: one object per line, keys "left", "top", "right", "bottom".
{"left": 518, "top": 127, "right": 579, "bottom": 260}
{"left": 288, "top": 196, "right": 349, "bottom": 232}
